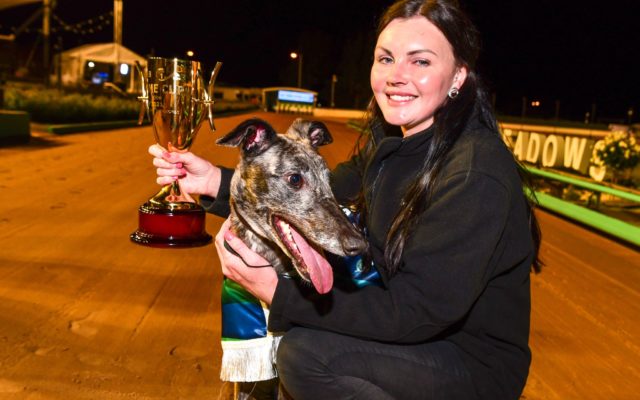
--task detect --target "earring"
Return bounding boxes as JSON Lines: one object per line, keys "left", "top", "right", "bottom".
{"left": 448, "top": 87, "right": 459, "bottom": 99}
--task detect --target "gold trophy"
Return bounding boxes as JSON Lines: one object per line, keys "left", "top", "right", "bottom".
{"left": 131, "top": 57, "right": 222, "bottom": 247}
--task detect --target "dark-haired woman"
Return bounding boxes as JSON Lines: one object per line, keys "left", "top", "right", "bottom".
{"left": 151, "top": 0, "right": 541, "bottom": 398}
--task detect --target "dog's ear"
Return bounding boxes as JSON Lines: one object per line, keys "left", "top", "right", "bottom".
{"left": 307, "top": 121, "right": 333, "bottom": 147}
{"left": 290, "top": 119, "right": 333, "bottom": 148}
{"left": 216, "top": 118, "right": 277, "bottom": 156}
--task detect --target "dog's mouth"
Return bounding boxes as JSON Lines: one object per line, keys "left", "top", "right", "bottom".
{"left": 272, "top": 215, "right": 333, "bottom": 294}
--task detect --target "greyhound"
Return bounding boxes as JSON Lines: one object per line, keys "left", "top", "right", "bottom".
{"left": 217, "top": 117, "right": 368, "bottom": 294}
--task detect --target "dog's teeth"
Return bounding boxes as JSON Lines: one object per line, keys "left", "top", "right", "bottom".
{"left": 279, "top": 221, "right": 290, "bottom": 236}
{"left": 278, "top": 220, "right": 298, "bottom": 251}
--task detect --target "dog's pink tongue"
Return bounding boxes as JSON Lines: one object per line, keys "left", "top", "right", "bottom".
{"left": 290, "top": 227, "right": 333, "bottom": 294}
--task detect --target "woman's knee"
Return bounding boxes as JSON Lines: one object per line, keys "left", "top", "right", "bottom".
{"left": 277, "top": 328, "right": 327, "bottom": 376}
{"left": 276, "top": 328, "right": 337, "bottom": 397}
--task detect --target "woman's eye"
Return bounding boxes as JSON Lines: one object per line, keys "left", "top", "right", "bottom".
{"left": 287, "top": 174, "right": 304, "bottom": 189}
{"left": 414, "top": 59, "right": 430, "bottom": 67}
{"left": 377, "top": 55, "right": 393, "bottom": 64}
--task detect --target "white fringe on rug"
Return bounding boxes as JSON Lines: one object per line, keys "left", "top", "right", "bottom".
{"left": 220, "top": 333, "right": 283, "bottom": 382}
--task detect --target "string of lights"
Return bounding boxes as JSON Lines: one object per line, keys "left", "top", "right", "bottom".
{"left": 0, "top": 10, "right": 113, "bottom": 36}
{"left": 51, "top": 10, "right": 113, "bottom": 35}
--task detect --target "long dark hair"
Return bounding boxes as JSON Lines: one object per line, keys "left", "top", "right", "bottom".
{"left": 359, "top": 0, "right": 542, "bottom": 274}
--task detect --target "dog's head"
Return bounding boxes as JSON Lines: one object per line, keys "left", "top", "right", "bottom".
{"left": 217, "top": 118, "right": 367, "bottom": 294}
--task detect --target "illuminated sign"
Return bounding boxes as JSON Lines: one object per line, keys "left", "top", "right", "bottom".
{"left": 502, "top": 128, "right": 609, "bottom": 181}
{"left": 277, "top": 90, "right": 314, "bottom": 104}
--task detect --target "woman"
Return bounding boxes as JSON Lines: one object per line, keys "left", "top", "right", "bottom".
{"left": 151, "top": 1, "right": 541, "bottom": 398}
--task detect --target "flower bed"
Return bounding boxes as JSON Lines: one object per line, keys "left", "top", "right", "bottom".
{"left": 592, "top": 130, "right": 640, "bottom": 185}
{"left": 3, "top": 84, "right": 256, "bottom": 124}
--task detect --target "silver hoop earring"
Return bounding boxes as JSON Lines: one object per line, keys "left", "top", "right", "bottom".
{"left": 448, "top": 87, "right": 459, "bottom": 99}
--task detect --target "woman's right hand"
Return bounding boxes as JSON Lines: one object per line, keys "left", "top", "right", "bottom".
{"left": 148, "top": 144, "right": 222, "bottom": 198}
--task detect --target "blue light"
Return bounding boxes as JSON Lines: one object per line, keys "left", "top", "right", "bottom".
{"left": 277, "top": 90, "right": 314, "bottom": 104}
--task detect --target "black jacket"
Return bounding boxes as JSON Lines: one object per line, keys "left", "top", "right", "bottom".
{"left": 203, "top": 114, "right": 534, "bottom": 399}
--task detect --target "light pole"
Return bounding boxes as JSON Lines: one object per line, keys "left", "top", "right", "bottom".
{"left": 330, "top": 74, "right": 337, "bottom": 108}
{"left": 290, "top": 52, "right": 303, "bottom": 88}
{"left": 43, "top": 0, "right": 51, "bottom": 85}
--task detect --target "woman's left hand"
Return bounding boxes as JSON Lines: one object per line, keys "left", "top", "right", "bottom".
{"left": 215, "top": 218, "right": 279, "bottom": 305}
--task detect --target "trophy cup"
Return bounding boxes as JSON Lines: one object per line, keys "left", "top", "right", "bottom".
{"left": 130, "top": 57, "right": 222, "bottom": 247}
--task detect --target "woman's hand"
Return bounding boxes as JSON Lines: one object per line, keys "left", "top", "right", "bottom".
{"left": 215, "top": 218, "right": 278, "bottom": 305}
{"left": 148, "top": 144, "right": 221, "bottom": 198}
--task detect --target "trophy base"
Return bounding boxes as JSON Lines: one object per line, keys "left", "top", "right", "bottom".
{"left": 130, "top": 203, "right": 212, "bottom": 247}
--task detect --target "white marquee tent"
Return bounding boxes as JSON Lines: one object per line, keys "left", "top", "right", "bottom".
{"left": 53, "top": 42, "right": 146, "bottom": 93}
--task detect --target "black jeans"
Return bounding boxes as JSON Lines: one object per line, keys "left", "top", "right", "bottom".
{"left": 276, "top": 327, "right": 478, "bottom": 400}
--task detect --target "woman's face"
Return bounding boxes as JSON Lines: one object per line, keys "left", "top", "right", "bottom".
{"left": 371, "top": 16, "right": 467, "bottom": 137}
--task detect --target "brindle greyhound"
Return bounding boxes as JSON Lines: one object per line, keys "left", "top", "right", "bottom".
{"left": 217, "top": 117, "right": 367, "bottom": 294}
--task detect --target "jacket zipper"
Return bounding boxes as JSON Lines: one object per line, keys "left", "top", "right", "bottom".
{"left": 368, "top": 159, "right": 386, "bottom": 221}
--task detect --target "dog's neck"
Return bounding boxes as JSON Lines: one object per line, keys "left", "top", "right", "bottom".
{"left": 229, "top": 199, "right": 291, "bottom": 274}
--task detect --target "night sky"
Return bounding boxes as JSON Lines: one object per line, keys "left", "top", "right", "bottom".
{"left": 1, "top": 0, "right": 638, "bottom": 123}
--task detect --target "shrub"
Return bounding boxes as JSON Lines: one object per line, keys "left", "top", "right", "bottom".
{"left": 591, "top": 131, "right": 640, "bottom": 171}
{"left": 4, "top": 86, "right": 138, "bottom": 123}
{"left": 4, "top": 84, "right": 258, "bottom": 124}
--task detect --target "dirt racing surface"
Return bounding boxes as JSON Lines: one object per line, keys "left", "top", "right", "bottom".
{"left": 0, "top": 111, "right": 638, "bottom": 399}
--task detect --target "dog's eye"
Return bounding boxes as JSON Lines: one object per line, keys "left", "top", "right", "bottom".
{"left": 287, "top": 173, "right": 304, "bottom": 189}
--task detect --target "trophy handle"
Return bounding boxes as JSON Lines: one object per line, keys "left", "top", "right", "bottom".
{"left": 135, "top": 61, "right": 151, "bottom": 124}
{"left": 205, "top": 61, "right": 222, "bottom": 131}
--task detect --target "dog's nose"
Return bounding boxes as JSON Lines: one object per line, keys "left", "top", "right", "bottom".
{"left": 342, "top": 235, "right": 368, "bottom": 256}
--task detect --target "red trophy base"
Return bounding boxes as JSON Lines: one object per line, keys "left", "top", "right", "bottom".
{"left": 130, "top": 203, "right": 212, "bottom": 247}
